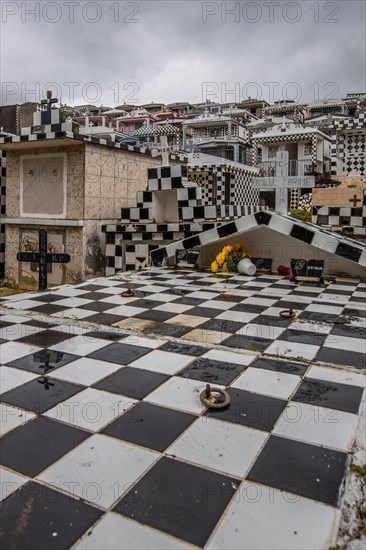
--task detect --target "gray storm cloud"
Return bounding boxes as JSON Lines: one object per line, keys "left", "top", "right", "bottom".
{"left": 1, "top": 0, "right": 365, "bottom": 106}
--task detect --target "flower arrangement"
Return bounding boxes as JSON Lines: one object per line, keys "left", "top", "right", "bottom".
{"left": 211, "top": 243, "right": 250, "bottom": 273}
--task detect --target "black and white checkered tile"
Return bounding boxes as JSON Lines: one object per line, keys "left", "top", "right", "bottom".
{"left": 1, "top": 268, "right": 365, "bottom": 548}
{"left": 0, "top": 150, "right": 6, "bottom": 277}
{"left": 331, "top": 111, "right": 366, "bottom": 176}
{"left": 312, "top": 191, "right": 366, "bottom": 235}
{"left": 150, "top": 210, "right": 366, "bottom": 269}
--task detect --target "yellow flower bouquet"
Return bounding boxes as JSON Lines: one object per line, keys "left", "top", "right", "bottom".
{"left": 211, "top": 243, "right": 250, "bottom": 273}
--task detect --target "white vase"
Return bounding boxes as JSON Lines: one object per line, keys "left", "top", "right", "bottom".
{"left": 237, "top": 258, "right": 256, "bottom": 276}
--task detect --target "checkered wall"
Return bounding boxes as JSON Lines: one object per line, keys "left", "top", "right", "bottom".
{"left": 312, "top": 190, "right": 366, "bottom": 236}
{"left": 0, "top": 150, "right": 6, "bottom": 278}
{"left": 252, "top": 132, "right": 318, "bottom": 167}
{"left": 331, "top": 111, "right": 366, "bottom": 176}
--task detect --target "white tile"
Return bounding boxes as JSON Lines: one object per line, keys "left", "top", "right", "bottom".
{"left": 0, "top": 403, "right": 35, "bottom": 436}
{"left": 45, "top": 388, "right": 135, "bottom": 431}
{"left": 274, "top": 402, "right": 360, "bottom": 452}
{"left": 0, "top": 342, "right": 42, "bottom": 364}
{"left": 0, "top": 467, "right": 28, "bottom": 502}
{"left": 49, "top": 358, "right": 123, "bottom": 385}
{"left": 236, "top": 324, "right": 285, "bottom": 340}
{"left": 182, "top": 328, "right": 231, "bottom": 345}
{"left": 0, "top": 314, "right": 29, "bottom": 324}
{"left": 305, "top": 303, "right": 344, "bottom": 315}
{"left": 265, "top": 340, "right": 319, "bottom": 361}
{"left": 233, "top": 367, "right": 300, "bottom": 400}
{"left": 37, "top": 434, "right": 157, "bottom": 508}
{"left": 129, "top": 350, "right": 193, "bottom": 375}
{"left": 216, "top": 310, "right": 258, "bottom": 323}
{"left": 75, "top": 512, "right": 188, "bottom": 550}
{"left": 50, "top": 287, "right": 90, "bottom": 297}
{"left": 0, "top": 365, "right": 38, "bottom": 394}
{"left": 199, "top": 300, "right": 236, "bottom": 310}
{"left": 324, "top": 334, "right": 365, "bottom": 353}
{"left": 0, "top": 323, "right": 45, "bottom": 341}
{"left": 242, "top": 281, "right": 272, "bottom": 288}
{"left": 292, "top": 286, "right": 323, "bottom": 294}
{"left": 52, "top": 324, "right": 90, "bottom": 336}
{"left": 119, "top": 335, "right": 165, "bottom": 349}
{"left": 102, "top": 305, "right": 147, "bottom": 317}
{"left": 154, "top": 302, "right": 193, "bottom": 314}
{"left": 289, "top": 321, "right": 332, "bottom": 334}
{"left": 99, "top": 295, "right": 140, "bottom": 305}
{"left": 137, "top": 285, "right": 170, "bottom": 293}
{"left": 306, "top": 365, "right": 366, "bottom": 387}
{"left": 168, "top": 417, "right": 267, "bottom": 478}
{"left": 326, "top": 284, "right": 357, "bottom": 292}
{"left": 98, "top": 286, "right": 131, "bottom": 295}
{"left": 146, "top": 376, "right": 221, "bottom": 414}
{"left": 241, "top": 297, "right": 277, "bottom": 306}
{"left": 207, "top": 483, "right": 340, "bottom": 550}
{"left": 51, "top": 308, "right": 97, "bottom": 320}
{"left": 144, "top": 293, "right": 179, "bottom": 303}
{"left": 168, "top": 314, "right": 208, "bottom": 328}
{"left": 49, "top": 297, "right": 93, "bottom": 308}
{"left": 5, "top": 299, "right": 45, "bottom": 310}
{"left": 185, "top": 291, "right": 219, "bottom": 300}
{"left": 50, "top": 335, "right": 109, "bottom": 356}
{"left": 202, "top": 349, "right": 257, "bottom": 366}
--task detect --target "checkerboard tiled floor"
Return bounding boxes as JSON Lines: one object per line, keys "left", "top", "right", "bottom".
{"left": 0, "top": 268, "right": 365, "bottom": 548}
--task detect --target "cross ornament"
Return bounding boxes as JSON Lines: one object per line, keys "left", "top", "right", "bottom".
{"left": 349, "top": 194, "right": 361, "bottom": 207}
{"left": 151, "top": 135, "right": 172, "bottom": 166}
{"left": 40, "top": 90, "right": 58, "bottom": 111}
{"left": 251, "top": 151, "right": 315, "bottom": 214}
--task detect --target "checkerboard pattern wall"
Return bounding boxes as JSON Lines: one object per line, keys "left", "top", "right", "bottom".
{"left": 0, "top": 150, "right": 6, "bottom": 277}
{"left": 312, "top": 190, "right": 366, "bottom": 236}
{"left": 331, "top": 111, "right": 366, "bottom": 176}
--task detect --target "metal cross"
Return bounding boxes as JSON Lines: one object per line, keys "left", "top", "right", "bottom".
{"left": 349, "top": 194, "right": 361, "bottom": 207}
{"left": 40, "top": 90, "right": 58, "bottom": 111}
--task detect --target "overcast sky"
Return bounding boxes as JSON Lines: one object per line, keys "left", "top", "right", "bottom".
{"left": 1, "top": 0, "right": 365, "bottom": 107}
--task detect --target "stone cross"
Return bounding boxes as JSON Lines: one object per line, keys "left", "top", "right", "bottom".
{"left": 251, "top": 151, "right": 315, "bottom": 214}
{"left": 151, "top": 135, "right": 172, "bottom": 165}
{"left": 40, "top": 90, "right": 58, "bottom": 111}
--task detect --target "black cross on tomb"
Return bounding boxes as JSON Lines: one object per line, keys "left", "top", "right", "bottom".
{"left": 17, "top": 229, "right": 70, "bottom": 291}
{"left": 40, "top": 90, "right": 58, "bottom": 111}
{"left": 349, "top": 194, "right": 361, "bottom": 207}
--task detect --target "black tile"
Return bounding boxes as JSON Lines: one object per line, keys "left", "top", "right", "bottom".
{"left": 79, "top": 291, "right": 116, "bottom": 301}
{"left": 251, "top": 314, "right": 292, "bottom": 327}
{"left": 8, "top": 350, "right": 78, "bottom": 374}
{"left": 277, "top": 300, "right": 308, "bottom": 311}
{"left": 30, "top": 293, "right": 69, "bottom": 303}
{"left": 330, "top": 324, "right": 365, "bottom": 339}
{"left": 84, "top": 330, "right": 128, "bottom": 341}
{"left": 231, "top": 303, "right": 267, "bottom": 314}
{"left": 0, "top": 417, "right": 90, "bottom": 477}
{"left": 145, "top": 323, "right": 191, "bottom": 337}
{"left": 335, "top": 242, "right": 362, "bottom": 262}
{"left": 290, "top": 224, "right": 315, "bottom": 244}
{"left": 84, "top": 313, "right": 126, "bottom": 325}
{"left": 342, "top": 308, "right": 366, "bottom": 319}
{"left": 205, "top": 388, "right": 286, "bottom": 431}
{"left": 88, "top": 342, "right": 151, "bottom": 365}
{"left": 94, "top": 367, "right": 168, "bottom": 399}
{"left": 17, "top": 330, "right": 73, "bottom": 348}
{"left": 184, "top": 306, "right": 221, "bottom": 318}
{"left": 128, "top": 299, "right": 165, "bottom": 309}
{"left": 27, "top": 304, "right": 68, "bottom": 315}
{"left": 254, "top": 211, "right": 272, "bottom": 225}
{"left": 217, "top": 221, "right": 237, "bottom": 238}
{"left": 135, "top": 310, "right": 176, "bottom": 322}
{"left": 211, "top": 294, "right": 243, "bottom": 303}
{"left": 0, "top": 481, "right": 102, "bottom": 549}
{"left": 114, "top": 457, "right": 237, "bottom": 547}
{"left": 178, "top": 297, "right": 206, "bottom": 306}
{"left": 200, "top": 319, "right": 243, "bottom": 334}
{"left": 222, "top": 334, "right": 272, "bottom": 352}
{"left": 23, "top": 320, "right": 58, "bottom": 329}
{"left": 0, "top": 378, "right": 83, "bottom": 413}
{"left": 250, "top": 357, "right": 308, "bottom": 376}
{"left": 78, "top": 284, "right": 110, "bottom": 291}
{"left": 293, "top": 378, "right": 363, "bottom": 413}
{"left": 102, "top": 402, "right": 195, "bottom": 452}
{"left": 179, "top": 358, "right": 246, "bottom": 385}
{"left": 0, "top": 320, "right": 12, "bottom": 329}
{"left": 322, "top": 289, "right": 353, "bottom": 296}
{"left": 315, "top": 347, "right": 365, "bottom": 369}
{"left": 298, "top": 311, "right": 340, "bottom": 323}
{"left": 160, "top": 341, "right": 207, "bottom": 356}
{"left": 280, "top": 329, "right": 326, "bottom": 346}
{"left": 78, "top": 301, "right": 116, "bottom": 312}
{"left": 247, "top": 436, "right": 348, "bottom": 507}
